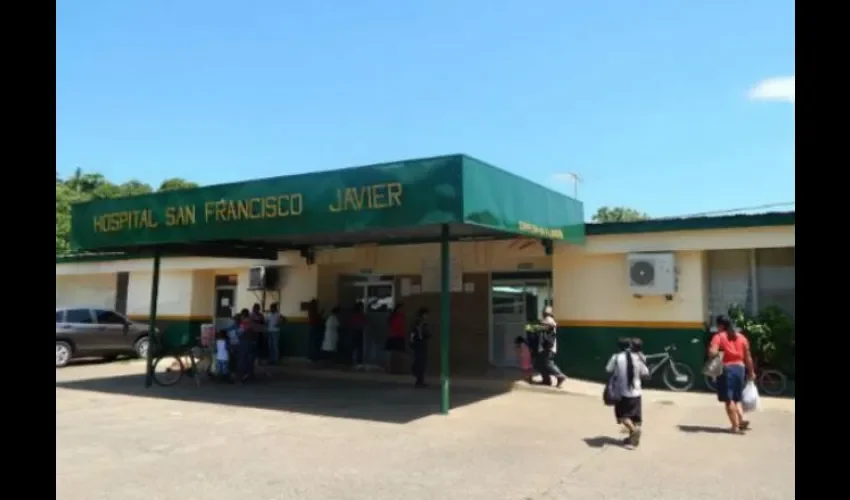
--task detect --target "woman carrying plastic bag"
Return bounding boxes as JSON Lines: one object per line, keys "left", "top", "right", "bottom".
{"left": 707, "top": 316, "right": 756, "bottom": 434}
{"left": 742, "top": 381, "right": 760, "bottom": 413}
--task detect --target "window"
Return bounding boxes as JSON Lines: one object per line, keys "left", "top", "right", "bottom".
{"left": 755, "top": 247, "right": 795, "bottom": 318}
{"left": 707, "top": 249, "right": 753, "bottom": 317}
{"left": 55, "top": 311, "right": 65, "bottom": 323}
{"left": 66, "top": 309, "right": 93, "bottom": 324}
{"left": 94, "top": 309, "right": 127, "bottom": 325}
{"left": 707, "top": 247, "right": 795, "bottom": 318}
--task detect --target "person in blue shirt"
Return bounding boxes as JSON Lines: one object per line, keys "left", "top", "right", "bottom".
{"left": 224, "top": 314, "right": 242, "bottom": 373}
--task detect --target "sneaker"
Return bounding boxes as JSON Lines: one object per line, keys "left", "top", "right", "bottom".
{"left": 629, "top": 428, "right": 642, "bottom": 448}
{"left": 556, "top": 376, "right": 566, "bottom": 388}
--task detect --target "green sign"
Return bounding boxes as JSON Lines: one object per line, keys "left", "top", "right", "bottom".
{"left": 70, "top": 155, "right": 584, "bottom": 252}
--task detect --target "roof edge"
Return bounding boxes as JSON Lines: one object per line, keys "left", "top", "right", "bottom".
{"left": 586, "top": 211, "right": 795, "bottom": 236}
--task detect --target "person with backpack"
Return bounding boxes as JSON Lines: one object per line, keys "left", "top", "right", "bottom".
{"left": 605, "top": 337, "right": 650, "bottom": 449}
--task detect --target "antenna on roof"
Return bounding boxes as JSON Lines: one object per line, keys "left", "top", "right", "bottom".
{"left": 554, "top": 172, "right": 583, "bottom": 199}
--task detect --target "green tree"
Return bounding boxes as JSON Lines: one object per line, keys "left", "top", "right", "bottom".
{"left": 158, "top": 178, "right": 199, "bottom": 192}
{"left": 591, "top": 206, "right": 649, "bottom": 223}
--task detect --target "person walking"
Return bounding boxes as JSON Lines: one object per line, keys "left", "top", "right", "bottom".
{"left": 348, "top": 302, "right": 367, "bottom": 369}
{"left": 322, "top": 307, "right": 341, "bottom": 363}
{"left": 265, "top": 303, "right": 285, "bottom": 364}
{"left": 236, "top": 309, "right": 258, "bottom": 382}
{"left": 708, "top": 315, "right": 755, "bottom": 434}
{"left": 385, "top": 304, "right": 407, "bottom": 374}
{"left": 409, "top": 308, "right": 431, "bottom": 388}
{"left": 606, "top": 337, "right": 650, "bottom": 448}
{"left": 537, "top": 305, "right": 566, "bottom": 388}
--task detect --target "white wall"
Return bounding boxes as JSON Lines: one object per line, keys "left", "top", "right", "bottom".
{"left": 126, "top": 270, "right": 195, "bottom": 318}
{"left": 582, "top": 225, "right": 794, "bottom": 255}
{"left": 554, "top": 246, "right": 705, "bottom": 325}
{"left": 56, "top": 274, "right": 116, "bottom": 310}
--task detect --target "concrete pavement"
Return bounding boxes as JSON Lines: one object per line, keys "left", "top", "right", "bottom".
{"left": 57, "top": 361, "right": 795, "bottom": 500}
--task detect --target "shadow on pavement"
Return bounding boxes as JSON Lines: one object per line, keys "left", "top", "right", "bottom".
{"left": 582, "top": 436, "right": 624, "bottom": 448}
{"left": 676, "top": 424, "right": 732, "bottom": 434}
{"left": 55, "top": 371, "right": 512, "bottom": 424}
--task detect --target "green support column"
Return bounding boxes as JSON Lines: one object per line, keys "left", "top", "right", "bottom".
{"left": 440, "top": 224, "right": 451, "bottom": 415}
{"left": 144, "top": 250, "right": 162, "bottom": 388}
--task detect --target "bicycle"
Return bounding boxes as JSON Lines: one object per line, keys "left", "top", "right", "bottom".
{"left": 643, "top": 344, "right": 696, "bottom": 392}
{"left": 704, "top": 367, "right": 788, "bottom": 397}
{"left": 151, "top": 339, "right": 210, "bottom": 387}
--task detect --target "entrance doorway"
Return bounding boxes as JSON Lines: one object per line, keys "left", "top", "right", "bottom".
{"left": 214, "top": 275, "right": 238, "bottom": 331}
{"left": 338, "top": 276, "right": 395, "bottom": 367}
{"left": 490, "top": 273, "right": 553, "bottom": 368}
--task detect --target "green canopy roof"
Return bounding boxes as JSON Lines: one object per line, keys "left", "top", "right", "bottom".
{"left": 70, "top": 154, "right": 584, "bottom": 255}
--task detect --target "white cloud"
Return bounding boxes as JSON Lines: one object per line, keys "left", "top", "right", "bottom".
{"left": 748, "top": 76, "right": 795, "bottom": 103}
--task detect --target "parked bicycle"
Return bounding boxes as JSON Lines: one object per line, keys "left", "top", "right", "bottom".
{"left": 704, "top": 367, "right": 788, "bottom": 397}
{"left": 150, "top": 336, "right": 211, "bottom": 387}
{"left": 643, "top": 343, "right": 696, "bottom": 392}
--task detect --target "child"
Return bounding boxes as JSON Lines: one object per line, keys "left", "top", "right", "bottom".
{"left": 515, "top": 336, "right": 533, "bottom": 380}
{"left": 215, "top": 331, "right": 231, "bottom": 382}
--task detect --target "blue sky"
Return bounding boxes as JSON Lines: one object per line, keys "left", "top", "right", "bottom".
{"left": 56, "top": 0, "right": 795, "bottom": 219}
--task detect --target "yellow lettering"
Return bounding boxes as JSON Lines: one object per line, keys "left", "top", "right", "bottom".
{"left": 328, "top": 183, "right": 403, "bottom": 213}
{"left": 166, "top": 205, "right": 196, "bottom": 226}
{"left": 279, "top": 195, "right": 291, "bottom": 216}
{"left": 92, "top": 209, "right": 159, "bottom": 233}
{"left": 290, "top": 193, "right": 303, "bottom": 215}
{"left": 329, "top": 188, "right": 343, "bottom": 212}
{"left": 518, "top": 221, "right": 564, "bottom": 240}
{"left": 216, "top": 201, "right": 227, "bottom": 221}
{"left": 204, "top": 202, "right": 215, "bottom": 222}
{"left": 387, "top": 182, "right": 402, "bottom": 207}
{"left": 263, "top": 197, "right": 278, "bottom": 217}
{"left": 371, "top": 184, "right": 388, "bottom": 209}
{"left": 343, "top": 188, "right": 359, "bottom": 211}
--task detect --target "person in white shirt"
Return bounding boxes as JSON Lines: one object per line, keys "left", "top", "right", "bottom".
{"left": 322, "top": 307, "right": 341, "bottom": 360}
{"left": 215, "top": 331, "right": 231, "bottom": 381}
{"left": 605, "top": 338, "right": 650, "bottom": 448}
{"left": 265, "top": 303, "right": 284, "bottom": 365}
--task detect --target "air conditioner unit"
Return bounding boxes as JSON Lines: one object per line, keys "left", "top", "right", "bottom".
{"left": 248, "top": 266, "right": 280, "bottom": 291}
{"left": 627, "top": 252, "right": 677, "bottom": 296}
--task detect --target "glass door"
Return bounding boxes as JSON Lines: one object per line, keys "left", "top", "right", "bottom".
{"left": 490, "top": 278, "right": 553, "bottom": 368}
{"left": 339, "top": 278, "right": 395, "bottom": 367}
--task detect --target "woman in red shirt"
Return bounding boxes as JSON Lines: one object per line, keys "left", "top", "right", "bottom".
{"left": 708, "top": 316, "right": 755, "bottom": 434}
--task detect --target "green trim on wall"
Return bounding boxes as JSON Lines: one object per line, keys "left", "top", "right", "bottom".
{"left": 127, "top": 315, "right": 312, "bottom": 357}
{"left": 586, "top": 211, "right": 794, "bottom": 236}
{"left": 556, "top": 325, "right": 709, "bottom": 390}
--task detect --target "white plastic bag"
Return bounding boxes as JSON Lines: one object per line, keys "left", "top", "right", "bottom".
{"left": 742, "top": 381, "right": 760, "bottom": 413}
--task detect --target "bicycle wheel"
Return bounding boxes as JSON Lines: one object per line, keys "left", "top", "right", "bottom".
{"left": 662, "top": 362, "right": 695, "bottom": 392}
{"left": 152, "top": 356, "right": 185, "bottom": 387}
{"left": 704, "top": 375, "right": 718, "bottom": 392}
{"left": 758, "top": 369, "right": 787, "bottom": 397}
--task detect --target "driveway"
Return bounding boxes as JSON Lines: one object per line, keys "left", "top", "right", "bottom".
{"left": 57, "top": 362, "right": 795, "bottom": 500}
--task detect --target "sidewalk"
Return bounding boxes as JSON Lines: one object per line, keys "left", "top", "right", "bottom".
{"left": 265, "top": 358, "right": 796, "bottom": 413}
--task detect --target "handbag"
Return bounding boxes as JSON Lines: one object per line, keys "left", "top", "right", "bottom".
{"left": 702, "top": 354, "right": 724, "bottom": 378}
{"left": 603, "top": 355, "right": 621, "bottom": 406}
